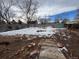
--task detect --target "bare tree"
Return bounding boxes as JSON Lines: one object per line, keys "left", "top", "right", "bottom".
{"left": 0, "top": 0, "right": 15, "bottom": 23}
{"left": 17, "top": 0, "right": 38, "bottom": 23}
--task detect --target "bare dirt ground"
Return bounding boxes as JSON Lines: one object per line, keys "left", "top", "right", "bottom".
{"left": 39, "top": 39, "right": 66, "bottom": 59}
{"left": 0, "top": 35, "right": 41, "bottom": 59}
{"left": 0, "top": 35, "right": 66, "bottom": 59}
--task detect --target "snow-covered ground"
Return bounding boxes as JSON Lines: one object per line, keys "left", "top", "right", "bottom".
{"left": 0, "top": 27, "right": 66, "bottom": 37}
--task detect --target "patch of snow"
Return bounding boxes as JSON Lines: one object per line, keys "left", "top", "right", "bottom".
{"left": 0, "top": 27, "right": 56, "bottom": 37}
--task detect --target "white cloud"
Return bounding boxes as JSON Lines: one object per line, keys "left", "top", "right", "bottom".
{"left": 36, "top": 6, "right": 77, "bottom": 17}
{"left": 36, "top": 0, "right": 79, "bottom": 17}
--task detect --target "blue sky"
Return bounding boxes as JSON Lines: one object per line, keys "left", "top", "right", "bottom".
{"left": 36, "top": 0, "right": 79, "bottom": 18}
{"left": 49, "top": 10, "right": 77, "bottom": 21}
